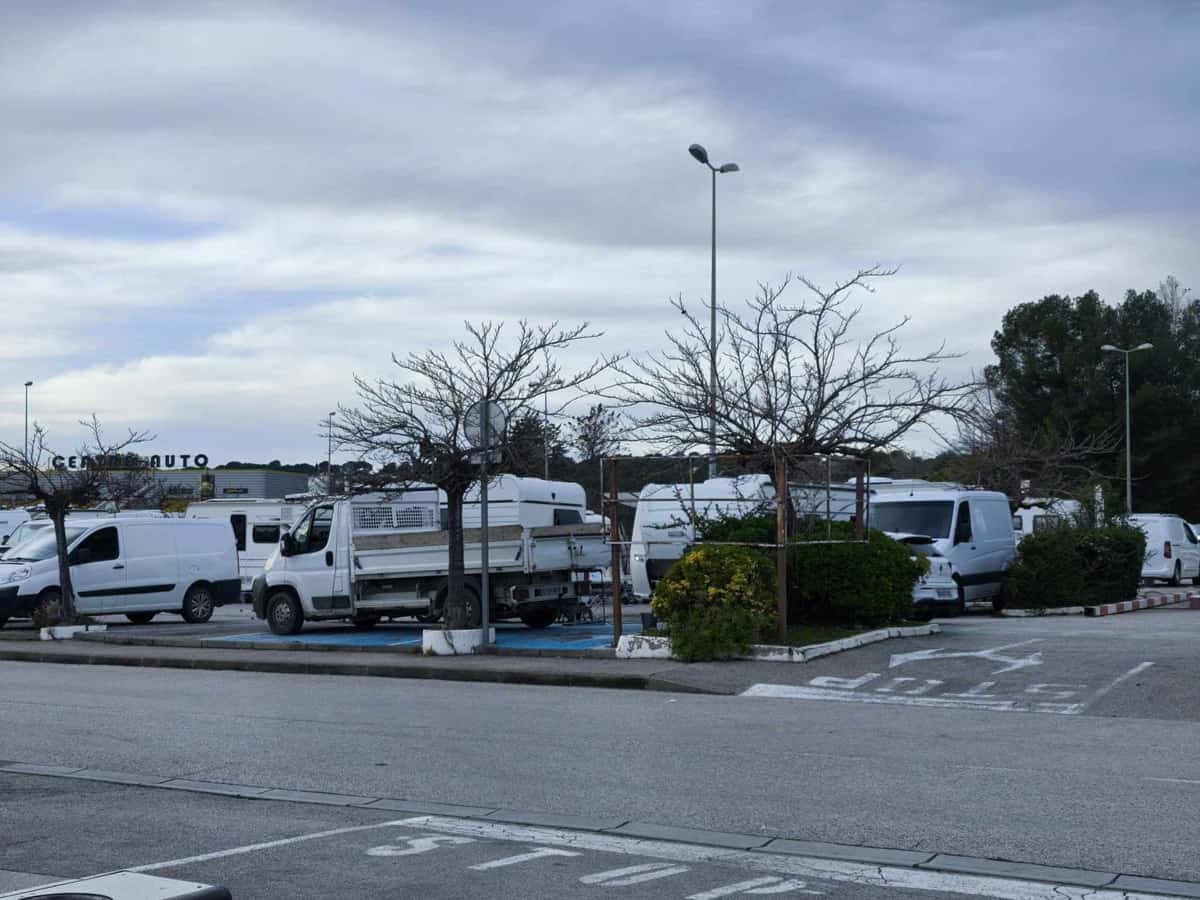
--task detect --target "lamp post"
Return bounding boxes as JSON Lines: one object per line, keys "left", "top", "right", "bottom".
{"left": 23, "top": 381, "right": 32, "bottom": 458}
{"left": 326, "top": 411, "right": 335, "bottom": 495}
{"left": 688, "top": 143, "right": 739, "bottom": 480}
{"left": 1100, "top": 343, "right": 1153, "bottom": 515}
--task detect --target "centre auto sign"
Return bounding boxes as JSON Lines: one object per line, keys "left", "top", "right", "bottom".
{"left": 51, "top": 452, "right": 210, "bottom": 470}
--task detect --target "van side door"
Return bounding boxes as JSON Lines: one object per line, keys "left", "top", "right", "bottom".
{"left": 69, "top": 525, "right": 127, "bottom": 614}
{"left": 948, "top": 500, "right": 981, "bottom": 600}
{"left": 120, "top": 524, "right": 180, "bottom": 612}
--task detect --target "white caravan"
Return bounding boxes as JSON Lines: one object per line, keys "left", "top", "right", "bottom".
{"left": 1012, "top": 499, "right": 1081, "bottom": 543}
{"left": 186, "top": 499, "right": 307, "bottom": 598}
{"left": 871, "top": 488, "right": 1015, "bottom": 606}
{"left": 1129, "top": 514, "right": 1200, "bottom": 586}
{"left": 630, "top": 476, "right": 775, "bottom": 599}
{"left": 0, "top": 517, "right": 239, "bottom": 628}
{"left": 0, "top": 510, "right": 31, "bottom": 547}
{"left": 252, "top": 477, "right": 609, "bottom": 634}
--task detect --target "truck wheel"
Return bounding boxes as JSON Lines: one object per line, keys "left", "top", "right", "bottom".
{"left": 267, "top": 592, "right": 303, "bottom": 635}
{"left": 519, "top": 607, "right": 559, "bottom": 629}
{"left": 181, "top": 584, "right": 215, "bottom": 623}
{"left": 126, "top": 612, "right": 156, "bottom": 625}
{"left": 31, "top": 588, "right": 63, "bottom": 629}
{"left": 431, "top": 582, "right": 481, "bottom": 626}
{"left": 351, "top": 613, "right": 380, "bottom": 630}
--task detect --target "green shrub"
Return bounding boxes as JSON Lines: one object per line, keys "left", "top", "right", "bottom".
{"left": 650, "top": 545, "right": 776, "bottom": 662}
{"left": 788, "top": 521, "right": 919, "bottom": 627}
{"left": 1004, "top": 524, "right": 1145, "bottom": 609}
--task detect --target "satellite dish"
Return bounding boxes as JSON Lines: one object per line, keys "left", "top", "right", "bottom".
{"left": 464, "top": 399, "right": 508, "bottom": 449}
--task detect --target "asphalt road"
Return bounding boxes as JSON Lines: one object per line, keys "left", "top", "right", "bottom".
{"left": 2, "top": 609, "right": 1200, "bottom": 889}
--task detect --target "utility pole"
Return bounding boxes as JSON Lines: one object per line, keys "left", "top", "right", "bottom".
{"left": 23, "top": 381, "right": 33, "bottom": 459}
{"left": 1100, "top": 343, "right": 1152, "bottom": 514}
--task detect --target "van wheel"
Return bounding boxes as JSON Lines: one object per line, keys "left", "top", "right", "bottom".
{"left": 1169, "top": 562, "right": 1182, "bottom": 587}
{"left": 267, "top": 592, "right": 303, "bottom": 635}
{"left": 519, "top": 607, "right": 559, "bottom": 629}
{"left": 181, "top": 584, "right": 215, "bottom": 623}
{"left": 125, "top": 612, "right": 156, "bottom": 625}
{"left": 351, "top": 613, "right": 380, "bottom": 630}
{"left": 31, "top": 588, "right": 63, "bottom": 629}
{"left": 955, "top": 585, "right": 967, "bottom": 616}
{"left": 0, "top": 615, "right": 7, "bottom": 630}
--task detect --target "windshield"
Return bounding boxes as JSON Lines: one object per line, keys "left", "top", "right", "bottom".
{"left": 872, "top": 501, "right": 955, "bottom": 539}
{"left": 2, "top": 522, "right": 48, "bottom": 555}
{"left": 4, "top": 526, "right": 87, "bottom": 562}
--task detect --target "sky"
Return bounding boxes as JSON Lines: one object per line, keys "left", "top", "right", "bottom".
{"left": 1, "top": 1, "right": 1196, "bottom": 466}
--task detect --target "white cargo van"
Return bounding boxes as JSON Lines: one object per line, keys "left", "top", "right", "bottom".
{"left": 186, "top": 499, "right": 307, "bottom": 598}
{"left": 630, "top": 475, "right": 774, "bottom": 598}
{"left": 0, "top": 509, "right": 31, "bottom": 547}
{"left": 1129, "top": 514, "right": 1200, "bottom": 586}
{"left": 252, "top": 478, "right": 609, "bottom": 634}
{"left": 871, "top": 489, "right": 1015, "bottom": 605}
{"left": 0, "top": 517, "right": 239, "bottom": 628}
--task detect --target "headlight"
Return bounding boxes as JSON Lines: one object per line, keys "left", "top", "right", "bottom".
{"left": 3, "top": 566, "right": 32, "bottom": 584}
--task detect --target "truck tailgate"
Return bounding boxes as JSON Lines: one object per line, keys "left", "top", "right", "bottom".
{"left": 527, "top": 523, "right": 609, "bottom": 573}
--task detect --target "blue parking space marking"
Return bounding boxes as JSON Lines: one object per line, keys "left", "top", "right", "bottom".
{"left": 211, "top": 622, "right": 636, "bottom": 652}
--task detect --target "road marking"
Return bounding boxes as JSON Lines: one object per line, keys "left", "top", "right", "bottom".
{"left": 688, "top": 876, "right": 822, "bottom": 897}
{"left": 130, "top": 818, "right": 421, "bottom": 872}
{"left": 741, "top": 683, "right": 1022, "bottom": 711}
{"left": 367, "top": 834, "right": 476, "bottom": 856}
{"left": 1081, "top": 661, "right": 1154, "bottom": 711}
{"left": 580, "top": 862, "right": 692, "bottom": 885}
{"left": 397, "top": 815, "right": 1185, "bottom": 899}
{"left": 1146, "top": 777, "right": 1200, "bottom": 786}
{"left": 469, "top": 846, "right": 580, "bottom": 870}
{"left": 888, "top": 640, "right": 1044, "bottom": 674}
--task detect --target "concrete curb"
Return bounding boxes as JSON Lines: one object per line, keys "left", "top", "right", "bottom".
{"left": 6, "top": 762, "right": 1200, "bottom": 896}
{"left": 1085, "top": 594, "right": 1182, "bottom": 617}
{"left": 616, "top": 624, "right": 941, "bottom": 662}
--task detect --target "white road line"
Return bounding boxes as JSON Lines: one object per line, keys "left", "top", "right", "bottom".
{"left": 469, "top": 847, "right": 580, "bottom": 870}
{"left": 1146, "top": 777, "right": 1200, "bottom": 786}
{"left": 399, "top": 815, "right": 1188, "bottom": 900}
{"left": 687, "top": 875, "right": 820, "bottom": 898}
{"left": 128, "top": 817, "right": 422, "bottom": 872}
{"left": 1081, "top": 661, "right": 1154, "bottom": 711}
{"left": 580, "top": 862, "right": 692, "bottom": 886}
{"left": 741, "top": 684, "right": 1024, "bottom": 712}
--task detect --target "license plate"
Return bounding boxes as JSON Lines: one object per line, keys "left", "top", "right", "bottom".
{"left": 937, "top": 589, "right": 955, "bottom": 599}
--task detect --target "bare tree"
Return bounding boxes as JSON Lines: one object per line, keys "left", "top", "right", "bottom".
{"left": 568, "top": 403, "right": 623, "bottom": 462}
{"left": 617, "top": 266, "right": 974, "bottom": 466}
{"left": 334, "top": 320, "right": 621, "bottom": 629}
{"left": 939, "top": 385, "right": 1120, "bottom": 502}
{"left": 0, "top": 416, "right": 154, "bottom": 626}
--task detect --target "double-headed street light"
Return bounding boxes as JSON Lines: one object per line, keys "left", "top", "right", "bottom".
{"left": 1100, "top": 342, "right": 1153, "bottom": 515}
{"left": 688, "top": 143, "right": 739, "bottom": 480}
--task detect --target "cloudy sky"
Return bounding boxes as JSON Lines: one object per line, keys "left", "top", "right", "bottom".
{"left": 1, "top": 1, "right": 1195, "bottom": 465}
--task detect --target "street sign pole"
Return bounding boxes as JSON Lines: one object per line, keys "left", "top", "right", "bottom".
{"left": 479, "top": 398, "right": 491, "bottom": 647}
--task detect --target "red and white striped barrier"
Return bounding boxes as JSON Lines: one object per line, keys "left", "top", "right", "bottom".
{"left": 1085, "top": 594, "right": 1182, "bottom": 617}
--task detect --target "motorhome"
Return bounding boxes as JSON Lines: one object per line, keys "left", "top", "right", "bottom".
{"left": 870, "top": 488, "right": 1016, "bottom": 606}
{"left": 0, "top": 517, "right": 239, "bottom": 628}
{"left": 252, "top": 477, "right": 609, "bottom": 634}
{"left": 186, "top": 499, "right": 308, "bottom": 598}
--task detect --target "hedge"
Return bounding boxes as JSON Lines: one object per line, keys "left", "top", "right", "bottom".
{"left": 1003, "top": 524, "right": 1145, "bottom": 610}
{"left": 650, "top": 545, "right": 776, "bottom": 661}
{"left": 697, "top": 515, "right": 919, "bottom": 628}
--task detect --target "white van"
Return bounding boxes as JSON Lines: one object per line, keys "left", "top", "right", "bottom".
{"left": 871, "top": 489, "right": 1016, "bottom": 605}
{"left": 630, "top": 475, "right": 775, "bottom": 598}
{"left": 1129, "top": 514, "right": 1200, "bottom": 586}
{"left": 1012, "top": 499, "right": 1081, "bottom": 543}
{"left": 186, "top": 499, "right": 306, "bottom": 598}
{"left": 0, "top": 510, "right": 31, "bottom": 547}
{"left": 0, "top": 517, "right": 239, "bottom": 627}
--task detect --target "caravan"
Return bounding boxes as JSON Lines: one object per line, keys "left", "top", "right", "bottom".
{"left": 186, "top": 499, "right": 308, "bottom": 598}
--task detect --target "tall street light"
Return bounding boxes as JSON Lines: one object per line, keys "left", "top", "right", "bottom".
{"left": 23, "top": 381, "right": 32, "bottom": 459}
{"left": 326, "top": 411, "right": 336, "bottom": 495}
{"left": 1101, "top": 342, "right": 1153, "bottom": 515}
{"left": 688, "top": 143, "right": 739, "bottom": 480}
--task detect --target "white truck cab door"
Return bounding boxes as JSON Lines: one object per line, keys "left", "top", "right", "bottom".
{"left": 285, "top": 503, "right": 337, "bottom": 609}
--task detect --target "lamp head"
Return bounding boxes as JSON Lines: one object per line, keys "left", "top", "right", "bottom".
{"left": 718, "top": 163, "right": 740, "bottom": 173}
{"left": 688, "top": 144, "right": 709, "bottom": 165}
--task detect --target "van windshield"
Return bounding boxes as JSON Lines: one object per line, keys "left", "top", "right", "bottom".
{"left": 871, "top": 501, "right": 954, "bottom": 539}
{"left": 2, "top": 526, "right": 87, "bottom": 562}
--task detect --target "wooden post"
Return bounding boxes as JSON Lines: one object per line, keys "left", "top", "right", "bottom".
{"left": 775, "top": 453, "right": 788, "bottom": 644}
{"left": 854, "top": 458, "right": 867, "bottom": 541}
{"left": 609, "top": 459, "right": 623, "bottom": 647}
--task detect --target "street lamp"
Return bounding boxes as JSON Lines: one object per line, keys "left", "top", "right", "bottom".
{"left": 1100, "top": 342, "right": 1153, "bottom": 514}
{"left": 23, "top": 381, "right": 32, "bottom": 459}
{"left": 326, "top": 411, "right": 336, "bottom": 495}
{"left": 688, "top": 142, "right": 739, "bottom": 480}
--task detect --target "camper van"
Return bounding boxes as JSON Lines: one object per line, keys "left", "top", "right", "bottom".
{"left": 630, "top": 476, "right": 775, "bottom": 599}
{"left": 871, "top": 488, "right": 1015, "bottom": 606}
{"left": 0, "top": 517, "right": 238, "bottom": 627}
{"left": 186, "top": 499, "right": 307, "bottom": 598}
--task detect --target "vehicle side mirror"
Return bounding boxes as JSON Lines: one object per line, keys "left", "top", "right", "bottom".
{"left": 279, "top": 533, "right": 292, "bottom": 557}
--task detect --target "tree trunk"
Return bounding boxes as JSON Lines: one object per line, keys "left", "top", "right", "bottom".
{"left": 443, "top": 486, "right": 470, "bottom": 629}
{"left": 49, "top": 506, "right": 78, "bottom": 625}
